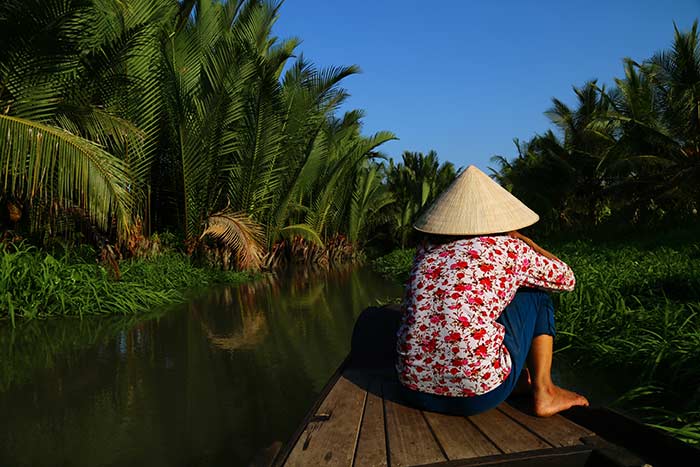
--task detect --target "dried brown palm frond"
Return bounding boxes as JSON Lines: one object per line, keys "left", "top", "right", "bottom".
{"left": 200, "top": 208, "right": 264, "bottom": 270}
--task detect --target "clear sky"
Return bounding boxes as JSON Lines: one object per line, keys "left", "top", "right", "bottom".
{"left": 272, "top": 0, "right": 699, "bottom": 172}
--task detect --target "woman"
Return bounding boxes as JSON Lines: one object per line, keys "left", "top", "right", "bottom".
{"left": 396, "top": 165, "right": 589, "bottom": 417}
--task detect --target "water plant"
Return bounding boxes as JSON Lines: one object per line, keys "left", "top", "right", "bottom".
{"left": 0, "top": 241, "right": 253, "bottom": 324}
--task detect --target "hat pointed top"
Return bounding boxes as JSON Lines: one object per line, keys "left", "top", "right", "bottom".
{"left": 413, "top": 164, "right": 539, "bottom": 235}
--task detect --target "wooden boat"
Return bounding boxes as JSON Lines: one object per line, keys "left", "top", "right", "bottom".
{"left": 273, "top": 305, "right": 700, "bottom": 467}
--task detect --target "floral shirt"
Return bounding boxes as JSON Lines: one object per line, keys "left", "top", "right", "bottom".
{"left": 395, "top": 235, "right": 575, "bottom": 397}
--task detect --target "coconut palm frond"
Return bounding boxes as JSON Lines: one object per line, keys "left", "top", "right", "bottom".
{"left": 279, "top": 223, "right": 324, "bottom": 247}
{"left": 349, "top": 164, "right": 395, "bottom": 244}
{"left": 0, "top": 114, "right": 133, "bottom": 236}
{"left": 201, "top": 208, "right": 264, "bottom": 270}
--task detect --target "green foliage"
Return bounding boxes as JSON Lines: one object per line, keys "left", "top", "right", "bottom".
{"left": 371, "top": 248, "right": 416, "bottom": 284}
{"left": 384, "top": 150, "right": 457, "bottom": 248}
{"left": 0, "top": 312, "right": 165, "bottom": 393}
{"left": 490, "top": 21, "right": 700, "bottom": 234}
{"left": 0, "top": 0, "right": 395, "bottom": 267}
{"left": 0, "top": 241, "right": 253, "bottom": 323}
{"left": 348, "top": 163, "right": 395, "bottom": 246}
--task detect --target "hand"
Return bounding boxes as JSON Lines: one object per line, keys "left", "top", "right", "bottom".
{"left": 508, "top": 230, "right": 532, "bottom": 245}
{"left": 508, "top": 230, "right": 525, "bottom": 240}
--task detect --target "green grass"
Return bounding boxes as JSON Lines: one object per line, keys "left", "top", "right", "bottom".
{"left": 0, "top": 241, "right": 255, "bottom": 323}
{"left": 372, "top": 235, "right": 700, "bottom": 444}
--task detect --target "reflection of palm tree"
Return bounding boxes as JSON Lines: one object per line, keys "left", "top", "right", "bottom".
{"left": 187, "top": 265, "right": 401, "bottom": 399}
{"left": 202, "top": 312, "right": 268, "bottom": 351}
{"left": 286, "top": 281, "right": 326, "bottom": 308}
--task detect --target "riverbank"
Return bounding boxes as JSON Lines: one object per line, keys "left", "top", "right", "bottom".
{"left": 372, "top": 234, "right": 700, "bottom": 445}
{"left": 0, "top": 242, "right": 256, "bottom": 325}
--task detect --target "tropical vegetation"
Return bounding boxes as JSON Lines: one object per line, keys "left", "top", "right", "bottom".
{"left": 0, "top": 0, "right": 698, "bottom": 456}
{"left": 0, "top": 239, "right": 253, "bottom": 324}
{"left": 384, "top": 150, "right": 457, "bottom": 248}
{"left": 0, "top": 0, "right": 462, "bottom": 326}
{"left": 0, "top": 0, "right": 396, "bottom": 272}
{"left": 490, "top": 21, "right": 700, "bottom": 235}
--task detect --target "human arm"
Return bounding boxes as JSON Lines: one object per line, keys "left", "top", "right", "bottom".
{"left": 508, "top": 231, "right": 575, "bottom": 291}
{"left": 509, "top": 231, "right": 562, "bottom": 262}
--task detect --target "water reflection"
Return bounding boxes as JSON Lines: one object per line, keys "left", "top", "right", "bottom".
{"left": 0, "top": 266, "right": 402, "bottom": 467}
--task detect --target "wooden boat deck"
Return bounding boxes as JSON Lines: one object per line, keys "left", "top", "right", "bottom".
{"left": 276, "top": 367, "right": 617, "bottom": 467}
{"left": 272, "top": 306, "right": 699, "bottom": 466}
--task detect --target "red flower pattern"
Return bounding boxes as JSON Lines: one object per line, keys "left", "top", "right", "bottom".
{"left": 396, "top": 235, "right": 575, "bottom": 397}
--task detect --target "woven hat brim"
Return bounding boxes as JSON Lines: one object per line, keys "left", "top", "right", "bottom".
{"left": 413, "top": 165, "right": 539, "bottom": 235}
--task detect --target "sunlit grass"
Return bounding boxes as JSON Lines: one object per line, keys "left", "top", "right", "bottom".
{"left": 0, "top": 241, "right": 254, "bottom": 323}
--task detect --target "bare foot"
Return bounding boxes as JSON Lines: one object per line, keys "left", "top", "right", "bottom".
{"left": 533, "top": 385, "right": 589, "bottom": 417}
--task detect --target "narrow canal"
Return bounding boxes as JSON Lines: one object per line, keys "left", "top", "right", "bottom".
{"left": 0, "top": 266, "right": 402, "bottom": 467}
{"left": 0, "top": 265, "right": 626, "bottom": 466}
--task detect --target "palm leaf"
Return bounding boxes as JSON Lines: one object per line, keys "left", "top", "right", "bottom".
{"left": 200, "top": 207, "right": 264, "bottom": 270}
{"left": 0, "top": 113, "right": 133, "bottom": 236}
{"left": 278, "top": 223, "right": 324, "bottom": 247}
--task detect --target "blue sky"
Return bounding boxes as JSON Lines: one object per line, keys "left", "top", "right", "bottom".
{"left": 272, "top": 0, "right": 699, "bottom": 172}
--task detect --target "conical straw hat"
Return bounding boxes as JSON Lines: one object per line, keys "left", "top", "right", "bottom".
{"left": 413, "top": 165, "right": 539, "bottom": 235}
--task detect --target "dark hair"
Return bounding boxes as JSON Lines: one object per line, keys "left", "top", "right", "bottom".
{"left": 422, "top": 233, "right": 478, "bottom": 245}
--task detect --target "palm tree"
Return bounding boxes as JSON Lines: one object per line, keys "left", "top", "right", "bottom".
{"left": 490, "top": 21, "right": 700, "bottom": 232}
{"left": 648, "top": 21, "right": 700, "bottom": 157}
{"left": 151, "top": 0, "right": 287, "bottom": 268}
{"left": 0, "top": 0, "right": 397, "bottom": 268}
{"left": 0, "top": 0, "right": 172, "bottom": 239}
{"left": 145, "top": 1, "right": 395, "bottom": 268}
{"left": 305, "top": 110, "right": 396, "bottom": 241}
{"left": 644, "top": 20, "right": 700, "bottom": 206}
{"left": 263, "top": 58, "right": 362, "bottom": 248}
{"left": 386, "top": 150, "right": 456, "bottom": 247}
{"left": 594, "top": 22, "right": 700, "bottom": 220}
{"left": 594, "top": 59, "right": 677, "bottom": 216}
{"left": 348, "top": 162, "right": 395, "bottom": 247}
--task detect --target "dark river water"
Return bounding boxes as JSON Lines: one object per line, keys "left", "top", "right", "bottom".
{"left": 0, "top": 266, "right": 402, "bottom": 467}
{"left": 0, "top": 265, "right": 627, "bottom": 467}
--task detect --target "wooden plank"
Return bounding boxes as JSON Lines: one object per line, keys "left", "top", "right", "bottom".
{"left": 468, "top": 407, "right": 551, "bottom": 454}
{"left": 423, "top": 411, "right": 502, "bottom": 460}
{"left": 285, "top": 373, "right": 367, "bottom": 466}
{"left": 353, "top": 378, "right": 387, "bottom": 466}
{"left": 498, "top": 403, "right": 593, "bottom": 447}
{"left": 383, "top": 381, "right": 447, "bottom": 467}
{"left": 276, "top": 358, "right": 350, "bottom": 467}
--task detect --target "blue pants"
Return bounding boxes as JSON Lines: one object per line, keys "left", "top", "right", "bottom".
{"left": 401, "top": 288, "right": 556, "bottom": 416}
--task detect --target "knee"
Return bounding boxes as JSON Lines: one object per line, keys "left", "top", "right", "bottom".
{"left": 508, "top": 289, "right": 554, "bottom": 321}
